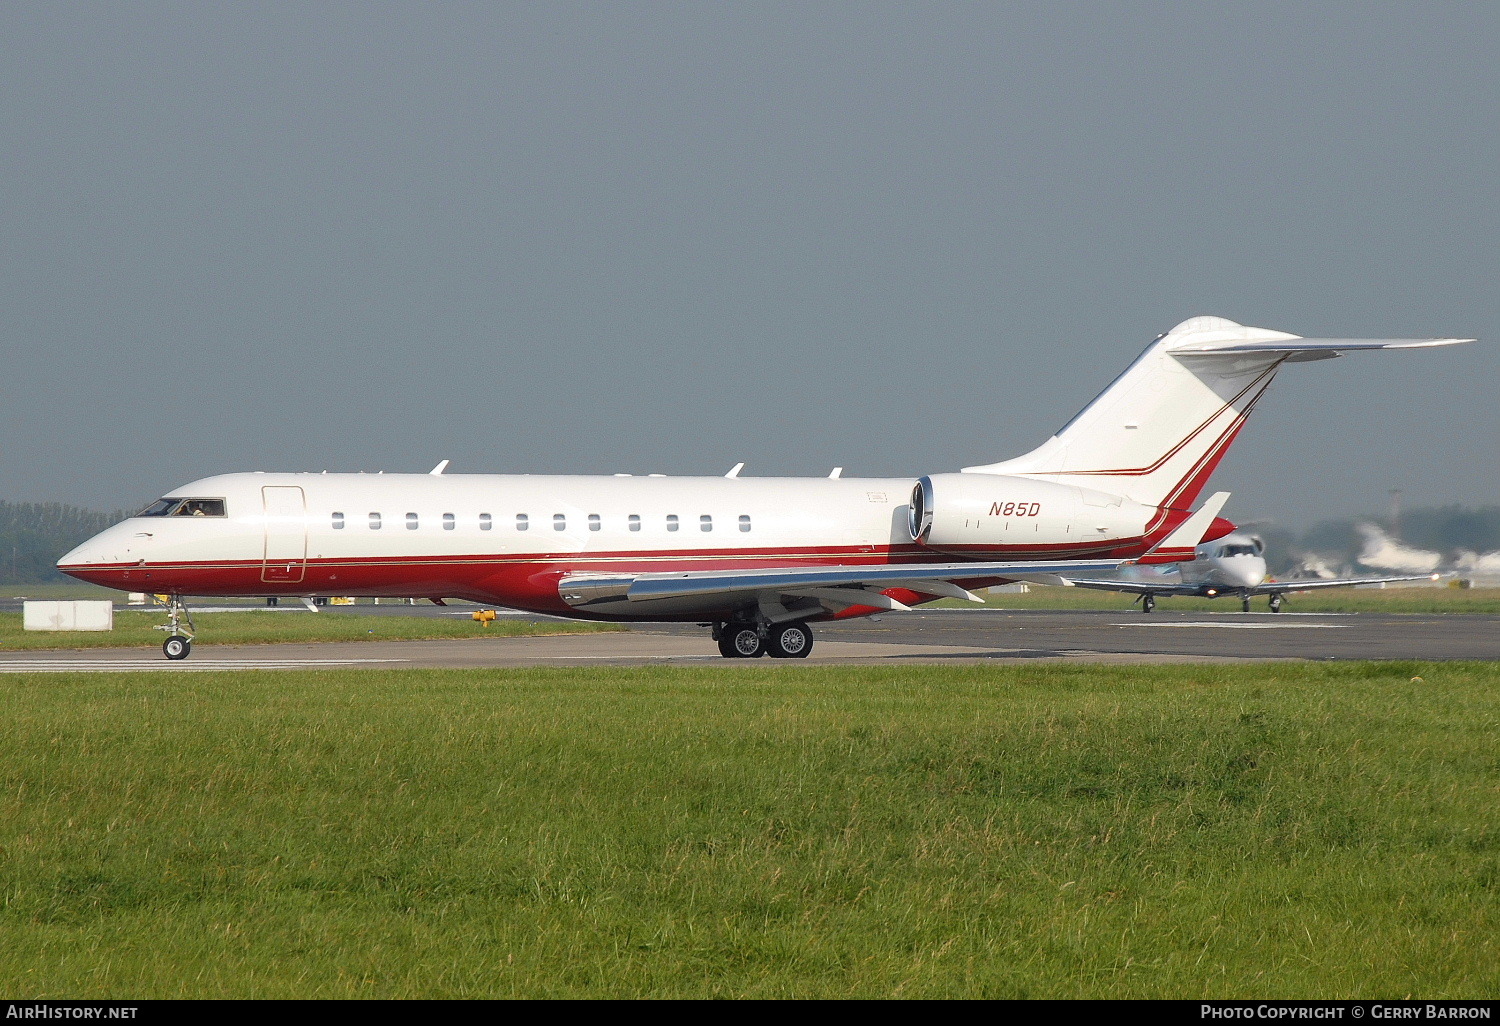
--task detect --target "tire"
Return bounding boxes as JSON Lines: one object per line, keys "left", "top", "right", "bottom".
{"left": 719, "top": 624, "right": 764, "bottom": 658}
{"left": 1142, "top": 594, "right": 1155, "bottom": 614}
{"left": 1268, "top": 593, "right": 1283, "bottom": 613}
{"left": 768, "top": 622, "right": 813, "bottom": 658}
{"left": 1241, "top": 596, "right": 1252, "bottom": 613}
{"left": 163, "top": 636, "right": 191, "bottom": 660}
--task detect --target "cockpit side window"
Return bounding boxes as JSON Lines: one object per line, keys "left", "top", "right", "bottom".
{"left": 171, "top": 498, "right": 227, "bottom": 517}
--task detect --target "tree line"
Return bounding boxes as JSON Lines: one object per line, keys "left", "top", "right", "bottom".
{"left": 0, "top": 501, "right": 127, "bottom": 584}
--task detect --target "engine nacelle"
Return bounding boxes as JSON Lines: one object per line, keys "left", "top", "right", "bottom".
{"left": 909, "top": 473, "right": 1156, "bottom": 553}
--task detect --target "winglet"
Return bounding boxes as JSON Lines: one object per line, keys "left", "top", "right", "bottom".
{"left": 1134, "top": 492, "right": 1231, "bottom": 565}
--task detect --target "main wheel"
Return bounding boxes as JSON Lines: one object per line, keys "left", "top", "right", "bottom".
{"left": 163, "top": 636, "right": 192, "bottom": 660}
{"left": 1268, "top": 593, "right": 1284, "bottom": 613}
{"left": 768, "top": 622, "right": 813, "bottom": 658}
{"left": 717, "top": 623, "right": 764, "bottom": 658}
{"left": 1142, "top": 594, "right": 1156, "bottom": 614}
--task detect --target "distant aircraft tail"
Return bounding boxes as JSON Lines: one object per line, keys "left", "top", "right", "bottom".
{"left": 963, "top": 316, "right": 1472, "bottom": 510}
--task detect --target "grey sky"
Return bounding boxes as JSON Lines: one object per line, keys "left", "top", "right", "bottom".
{"left": 3, "top": 1, "right": 1496, "bottom": 530}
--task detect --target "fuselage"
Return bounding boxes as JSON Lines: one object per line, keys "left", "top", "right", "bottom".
{"left": 58, "top": 470, "right": 1200, "bottom": 621}
{"left": 1104, "top": 531, "right": 1268, "bottom": 595}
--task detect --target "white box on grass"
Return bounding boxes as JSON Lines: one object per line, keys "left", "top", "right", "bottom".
{"left": 22, "top": 600, "right": 114, "bottom": 631}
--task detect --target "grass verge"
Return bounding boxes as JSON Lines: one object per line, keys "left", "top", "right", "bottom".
{"left": 1, "top": 662, "right": 1496, "bottom": 998}
{"left": 0, "top": 611, "right": 620, "bottom": 651}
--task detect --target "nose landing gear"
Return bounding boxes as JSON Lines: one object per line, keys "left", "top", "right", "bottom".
{"left": 153, "top": 594, "right": 195, "bottom": 659}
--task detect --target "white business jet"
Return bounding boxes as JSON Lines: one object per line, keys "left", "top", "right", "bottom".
{"left": 57, "top": 316, "right": 1471, "bottom": 659}
{"left": 1050, "top": 529, "right": 1443, "bottom": 612}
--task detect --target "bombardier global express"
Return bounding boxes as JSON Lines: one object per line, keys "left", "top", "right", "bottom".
{"left": 57, "top": 316, "right": 1472, "bottom": 659}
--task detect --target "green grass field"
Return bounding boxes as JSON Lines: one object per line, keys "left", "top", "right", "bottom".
{"left": 1, "top": 662, "right": 1496, "bottom": 998}
{"left": 0, "top": 610, "right": 620, "bottom": 651}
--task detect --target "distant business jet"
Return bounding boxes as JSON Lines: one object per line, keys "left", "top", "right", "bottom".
{"left": 1047, "top": 529, "right": 1443, "bottom": 612}
{"left": 57, "top": 316, "right": 1472, "bottom": 659}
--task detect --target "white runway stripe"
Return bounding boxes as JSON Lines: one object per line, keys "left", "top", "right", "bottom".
{"left": 1112, "top": 622, "right": 1349, "bottom": 629}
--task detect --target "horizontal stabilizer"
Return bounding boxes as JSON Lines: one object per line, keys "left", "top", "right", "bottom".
{"left": 1168, "top": 337, "right": 1474, "bottom": 355}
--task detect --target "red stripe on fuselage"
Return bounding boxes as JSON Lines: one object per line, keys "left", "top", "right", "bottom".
{"left": 59, "top": 531, "right": 1172, "bottom": 619}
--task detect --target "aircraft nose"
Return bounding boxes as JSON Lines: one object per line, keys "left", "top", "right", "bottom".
{"left": 1233, "top": 559, "right": 1267, "bottom": 589}
{"left": 56, "top": 524, "right": 140, "bottom": 580}
{"left": 56, "top": 537, "right": 102, "bottom": 570}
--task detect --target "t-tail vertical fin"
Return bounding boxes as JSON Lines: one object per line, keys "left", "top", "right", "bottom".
{"left": 962, "top": 317, "right": 1472, "bottom": 509}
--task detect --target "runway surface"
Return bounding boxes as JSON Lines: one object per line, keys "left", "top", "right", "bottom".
{"left": 1, "top": 609, "right": 1495, "bottom": 671}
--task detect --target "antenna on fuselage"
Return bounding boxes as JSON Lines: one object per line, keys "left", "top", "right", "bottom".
{"left": 829, "top": 467, "right": 843, "bottom": 478}
{"left": 725, "top": 463, "right": 745, "bottom": 478}
{"left": 429, "top": 460, "right": 450, "bottom": 475}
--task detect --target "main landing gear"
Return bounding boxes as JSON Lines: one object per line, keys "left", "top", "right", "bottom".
{"left": 712, "top": 620, "right": 814, "bottom": 659}
{"left": 154, "top": 594, "right": 195, "bottom": 660}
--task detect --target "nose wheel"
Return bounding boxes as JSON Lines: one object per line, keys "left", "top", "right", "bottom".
{"left": 1141, "top": 594, "right": 1156, "bottom": 613}
{"left": 153, "top": 594, "right": 196, "bottom": 659}
{"left": 1268, "top": 593, "right": 1284, "bottom": 613}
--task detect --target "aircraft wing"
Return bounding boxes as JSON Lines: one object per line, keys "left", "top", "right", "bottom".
{"left": 560, "top": 557, "right": 1127, "bottom": 614}
{"left": 1054, "top": 577, "right": 1198, "bottom": 597}
{"left": 1250, "top": 573, "right": 1442, "bottom": 595}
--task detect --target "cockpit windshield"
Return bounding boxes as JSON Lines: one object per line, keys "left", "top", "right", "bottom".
{"left": 1217, "top": 544, "right": 1258, "bottom": 558}
{"left": 136, "top": 498, "right": 182, "bottom": 517}
{"left": 136, "top": 497, "right": 227, "bottom": 518}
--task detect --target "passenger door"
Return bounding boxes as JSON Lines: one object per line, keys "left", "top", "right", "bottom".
{"left": 261, "top": 485, "right": 308, "bottom": 583}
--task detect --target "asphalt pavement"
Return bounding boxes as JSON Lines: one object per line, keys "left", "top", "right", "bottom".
{"left": 1, "top": 608, "right": 1495, "bottom": 671}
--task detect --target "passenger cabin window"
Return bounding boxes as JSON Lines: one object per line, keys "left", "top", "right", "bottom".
{"left": 515, "top": 514, "right": 528, "bottom": 532}
{"left": 666, "top": 515, "right": 679, "bottom": 532}
{"left": 628, "top": 514, "right": 641, "bottom": 532}
{"left": 332, "top": 512, "right": 345, "bottom": 530}
{"left": 443, "top": 513, "right": 455, "bottom": 531}
{"left": 700, "top": 515, "right": 713, "bottom": 532}
{"left": 480, "top": 513, "right": 493, "bottom": 531}
{"left": 369, "top": 513, "right": 382, "bottom": 530}
{"left": 739, "top": 515, "right": 751, "bottom": 533}
{"left": 406, "top": 513, "right": 419, "bottom": 530}
{"left": 588, "top": 514, "right": 601, "bottom": 532}
{"left": 553, "top": 514, "right": 566, "bottom": 531}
